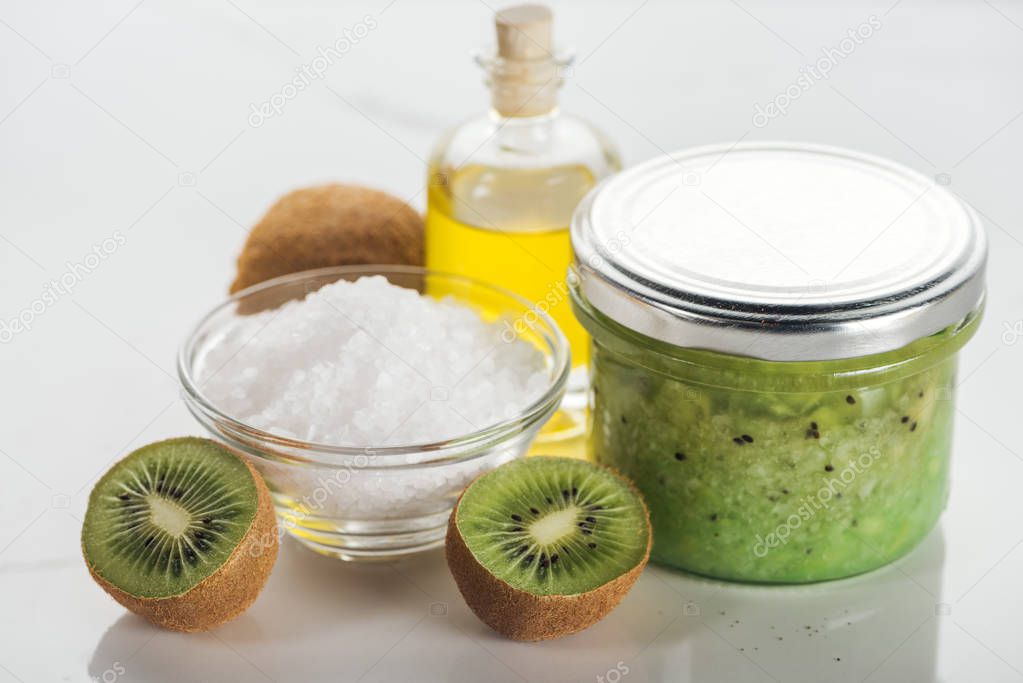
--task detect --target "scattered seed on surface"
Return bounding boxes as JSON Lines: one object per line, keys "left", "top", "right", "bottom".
{"left": 733, "top": 437, "right": 745, "bottom": 445}
{"left": 846, "top": 395, "right": 856, "bottom": 405}
{"left": 825, "top": 464, "right": 834, "bottom": 472}
{"left": 511, "top": 514, "right": 522, "bottom": 522}
{"left": 742, "top": 434, "right": 753, "bottom": 443}
{"left": 529, "top": 507, "right": 539, "bottom": 515}
{"left": 710, "top": 513, "right": 718, "bottom": 522}
{"left": 901, "top": 416, "right": 910, "bottom": 423}
{"left": 811, "top": 422, "right": 818, "bottom": 431}
{"left": 911, "top": 421, "right": 918, "bottom": 431}
{"left": 675, "top": 451, "right": 686, "bottom": 461}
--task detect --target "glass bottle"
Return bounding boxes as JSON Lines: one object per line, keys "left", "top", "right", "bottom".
{"left": 425, "top": 4, "right": 621, "bottom": 454}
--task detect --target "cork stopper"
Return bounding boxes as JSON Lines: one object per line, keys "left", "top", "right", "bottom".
{"left": 488, "top": 4, "right": 560, "bottom": 117}
{"left": 496, "top": 4, "right": 552, "bottom": 61}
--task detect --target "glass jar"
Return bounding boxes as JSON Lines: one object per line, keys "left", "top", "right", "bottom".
{"left": 569, "top": 143, "right": 987, "bottom": 583}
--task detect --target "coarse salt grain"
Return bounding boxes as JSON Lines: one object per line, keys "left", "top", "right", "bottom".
{"left": 197, "top": 276, "right": 549, "bottom": 448}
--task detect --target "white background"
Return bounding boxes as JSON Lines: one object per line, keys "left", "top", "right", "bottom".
{"left": 2, "top": 1, "right": 1022, "bottom": 681}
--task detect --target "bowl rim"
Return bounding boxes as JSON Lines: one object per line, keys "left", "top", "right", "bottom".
{"left": 177, "top": 264, "right": 571, "bottom": 465}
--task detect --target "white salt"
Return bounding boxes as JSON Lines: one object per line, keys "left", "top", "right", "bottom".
{"left": 197, "top": 276, "right": 549, "bottom": 448}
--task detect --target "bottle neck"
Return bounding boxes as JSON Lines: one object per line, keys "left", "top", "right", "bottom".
{"left": 478, "top": 52, "right": 569, "bottom": 118}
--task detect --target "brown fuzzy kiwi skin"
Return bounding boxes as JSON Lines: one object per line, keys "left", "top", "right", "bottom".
{"left": 82, "top": 439, "right": 279, "bottom": 633}
{"left": 230, "top": 184, "right": 424, "bottom": 293}
{"left": 445, "top": 463, "right": 652, "bottom": 641}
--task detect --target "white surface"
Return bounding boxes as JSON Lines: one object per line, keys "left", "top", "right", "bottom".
{"left": 1, "top": 1, "right": 1021, "bottom": 682}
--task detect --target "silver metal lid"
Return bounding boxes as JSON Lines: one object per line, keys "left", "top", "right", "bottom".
{"left": 570, "top": 142, "right": 987, "bottom": 361}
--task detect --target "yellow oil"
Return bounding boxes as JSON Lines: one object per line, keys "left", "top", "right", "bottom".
{"left": 426, "top": 163, "right": 597, "bottom": 458}
{"left": 426, "top": 163, "right": 595, "bottom": 368}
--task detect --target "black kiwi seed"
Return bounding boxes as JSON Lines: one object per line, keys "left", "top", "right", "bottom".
{"left": 741, "top": 434, "right": 753, "bottom": 443}
{"left": 562, "top": 490, "right": 569, "bottom": 499}
{"left": 512, "top": 526, "right": 523, "bottom": 532}
{"left": 546, "top": 497, "right": 553, "bottom": 505}
{"left": 910, "top": 421, "right": 918, "bottom": 432}
{"left": 511, "top": 514, "right": 522, "bottom": 522}
{"left": 675, "top": 452, "right": 686, "bottom": 461}
{"left": 572, "top": 487, "right": 578, "bottom": 496}
{"left": 196, "top": 539, "right": 209, "bottom": 551}
{"left": 530, "top": 507, "right": 539, "bottom": 515}
{"left": 846, "top": 395, "right": 856, "bottom": 405}
{"left": 588, "top": 542, "right": 597, "bottom": 549}
{"left": 202, "top": 517, "right": 213, "bottom": 525}
{"left": 185, "top": 547, "right": 198, "bottom": 563}
{"left": 117, "top": 493, "right": 131, "bottom": 501}
{"left": 582, "top": 529, "right": 592, "bottom": 535}
{"left": 733, "top": 437, "right": 745, "bottom": 445}
{"left": 586, "top": 516, "right": 596, "bottom": 523}
{"left": 901, "top": 416, "right": 910, "bottom": 423}
{"left": 524, "top": 554, "right": 535, "bottom": 563}
{"left": 825, "top": 464, "right": 834, "bottom": 472}
{"left": 810, "top": 422, "right": 818, "bottom": 431}
{"left": 550, "top": 554, "right": 559, "bottom": 564}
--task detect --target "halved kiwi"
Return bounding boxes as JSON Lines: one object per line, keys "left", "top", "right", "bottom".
{"left": 446, "top": 456, "right": 651, "bottom": 640}
{"left": 82, "top": 437, "right": 278, "bottom": 632}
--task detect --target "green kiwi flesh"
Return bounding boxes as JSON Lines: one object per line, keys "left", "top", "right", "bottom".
{"left": 454, "top": 457, "right": 650, "bottom": 596}
{"left": 82, "top": 438, "right": 261, "bottom": 599}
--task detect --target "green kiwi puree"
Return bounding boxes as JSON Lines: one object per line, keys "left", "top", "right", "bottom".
{"left": 574, "top": 295, "right": 980, "bottom": 583}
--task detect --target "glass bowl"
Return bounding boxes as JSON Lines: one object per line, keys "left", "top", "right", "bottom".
{"left": 178, "top": 265, "right": 570, "bottom": 561}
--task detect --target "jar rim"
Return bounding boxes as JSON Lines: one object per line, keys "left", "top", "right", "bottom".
{"left": 570, "top": 275, "right": 982, "bottom": 392}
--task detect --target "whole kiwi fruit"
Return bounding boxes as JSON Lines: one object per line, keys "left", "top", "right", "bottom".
{"left": 230, "top": 183, "right": 423, "bottom": 293}
{"left": 82, "top": 437, "right": 278, "bottom": 632}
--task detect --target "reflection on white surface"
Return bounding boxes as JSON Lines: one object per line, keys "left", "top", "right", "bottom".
{"left": 82, "top": 533, "right": 947, "bottom": 683}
